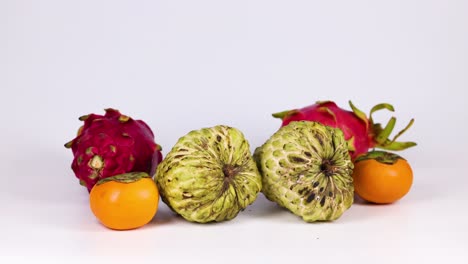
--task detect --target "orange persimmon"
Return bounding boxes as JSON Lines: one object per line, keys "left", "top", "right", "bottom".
{"left": 89, "top": 172, "right": 159, "bottom": 230}
{"left": 352, "top": 151, "right": 413, "bottom": 204}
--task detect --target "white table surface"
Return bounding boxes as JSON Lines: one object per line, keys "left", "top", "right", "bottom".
{"left": 1, "top": 164, "right": 467, "bottom": 263}
{"left": 2, "top": 1, "right": 467, "bottom": 263}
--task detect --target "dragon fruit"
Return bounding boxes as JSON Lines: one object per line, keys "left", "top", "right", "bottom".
{"left": 65, "top": 109, "right": 162, "bottom": 192}
{"left": 272, "top": 101, "right": 416, "bottom": 159}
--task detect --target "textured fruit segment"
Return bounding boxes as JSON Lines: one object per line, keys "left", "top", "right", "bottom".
{"left": 65, "top": 109, "right": 162, "bottom": 192}
{"left": 272, "top": 101, "right": 416, "bottom": 159}
{"left": 155, "top": 125, "right": 262, "bottom": 223}
{"left": 255, "top": 121, "right": 354, "bottom": 222}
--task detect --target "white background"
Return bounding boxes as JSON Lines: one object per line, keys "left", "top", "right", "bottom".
{"left": 1, "top": 0, "right": 467, "bottom": 263}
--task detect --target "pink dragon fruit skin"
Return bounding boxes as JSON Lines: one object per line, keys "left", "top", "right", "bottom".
{"left": 65, "top": 109, "right": 162, "bottom": 192}
{"left": 272, "top": 101, "right": 416, "bottom": 159}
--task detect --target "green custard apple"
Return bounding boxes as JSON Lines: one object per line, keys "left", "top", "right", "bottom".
{"left": 155, "top": 125, "right": 262, "bottom": 223}
{"left": 255, "top": 121, "right": 354, "bottom": 222}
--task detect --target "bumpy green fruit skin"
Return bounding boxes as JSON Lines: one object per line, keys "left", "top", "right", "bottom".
{"left": 155, "top": 125, "right": 262, "bottom": 223}
{"left": 255, "top": 121, "right": 354, "bottom": 222}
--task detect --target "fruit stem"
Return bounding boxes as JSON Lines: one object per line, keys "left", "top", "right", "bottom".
{"left": 222, "top": 164, "right": 239, "bottom": 179}
{"left": 320, "top": 159, "right": 337, "bottom": 177}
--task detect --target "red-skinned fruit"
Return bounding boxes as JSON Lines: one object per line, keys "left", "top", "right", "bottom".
{"left": 272, "top": 101, "right": 416, "bottom": 159}
{"left": 65, "top": 109, "right": 162, "bottom": 192}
